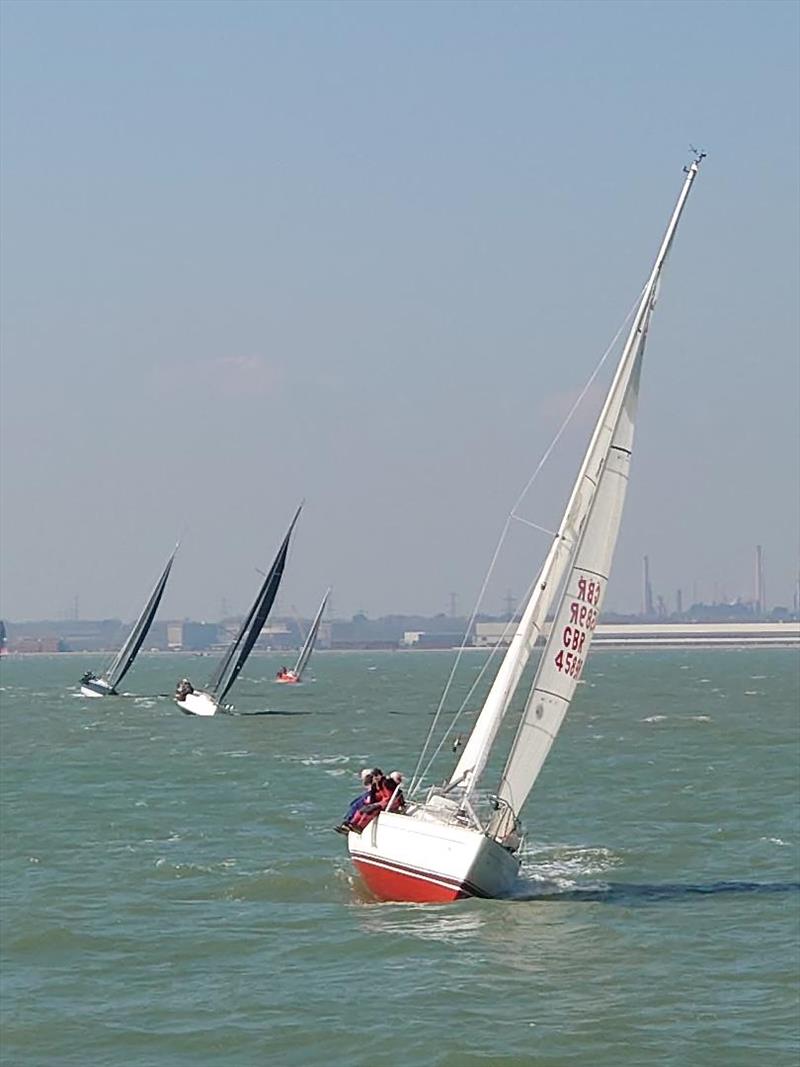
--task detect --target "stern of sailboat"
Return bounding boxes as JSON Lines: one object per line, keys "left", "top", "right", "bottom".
{"left": 348, "top": 809, "right": 520, "bottom": 902}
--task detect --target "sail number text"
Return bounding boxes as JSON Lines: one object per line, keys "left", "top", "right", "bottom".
{"left": 554, "top": 575, "right": 603, "bottom": 678}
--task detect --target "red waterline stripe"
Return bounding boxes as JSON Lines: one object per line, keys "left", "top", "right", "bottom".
{"left": 351, "top": 851, "right": 491, "bottom": 900}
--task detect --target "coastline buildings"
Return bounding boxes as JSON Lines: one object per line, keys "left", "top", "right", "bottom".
{"left": 3, "top": 606, "right": 798, "bottom": 654}
{"left": 165, "top": 621, "right": 220, "bottom": 651}
{"left": 474, "top": 619, "right": 800, "bottom": 649}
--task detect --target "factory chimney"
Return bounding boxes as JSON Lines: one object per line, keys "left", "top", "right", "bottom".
{"left": 755, "top": 545, "right": 765, "bottom": 617}
{"left": 642, "top": 556, "right": 654, "bottom": 617}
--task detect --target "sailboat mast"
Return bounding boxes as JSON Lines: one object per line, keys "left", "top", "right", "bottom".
{"left": 449, "top": 156, "right": 704, "bottom": 805}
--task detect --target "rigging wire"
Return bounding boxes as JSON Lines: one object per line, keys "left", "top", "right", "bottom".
{"left": 510, "top": 515, "right": 560, "bottom": 537}
{"left": 408, "top": 285, "right": 647, "bottom": 797}
{"left": 413, "top": 567, "right": 542, "bottom": 792}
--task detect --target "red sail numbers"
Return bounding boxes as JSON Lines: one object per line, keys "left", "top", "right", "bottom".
{"left": 554, "top": 573, "right": 604, "bottom": 679}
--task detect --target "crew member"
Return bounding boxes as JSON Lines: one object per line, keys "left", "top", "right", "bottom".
{"left": 176, "top": 678, "right": 194, "bottom": 700}
{"left": 334, "top": 769, "right": 373, "bottom": 834}
{"left": 347, "top": 768, "right": 403, "bottom": 833}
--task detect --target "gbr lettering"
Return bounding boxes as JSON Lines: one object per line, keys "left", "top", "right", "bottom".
{"left": 553, "top": 573, "right": 604, "bottom": 679}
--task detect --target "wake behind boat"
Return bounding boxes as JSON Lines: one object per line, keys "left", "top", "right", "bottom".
{"left": 275, "top": 587, "right": 331, "bottom": 685}
{"left": 176, "top": 506, "right": 302, "bottom": 716}
{"left": 346, "top": 154, "right": 705, "bottom": 902}
{"left": 79, "top": 545, "right": 177, "bottom": 698}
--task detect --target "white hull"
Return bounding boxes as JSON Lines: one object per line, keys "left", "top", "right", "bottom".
{"left": 348, "top": 807, "right": 520, "bottom": 902}
{"left": 80, "top": 679, "right": 114, "bottom": 698}
{"left": 176, "top": 691, "right": 219, "bottom": 717}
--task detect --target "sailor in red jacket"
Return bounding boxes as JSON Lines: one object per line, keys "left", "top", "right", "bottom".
{"left": 348, "top": 770, "right": 403, "bottom": 833}
{"left": 387, "top": 771, "right": 406, "bottom": 812}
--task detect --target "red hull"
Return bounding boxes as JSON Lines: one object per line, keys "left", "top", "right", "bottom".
{"left": 352, "top": 855, "right": 472, "bottom": 903}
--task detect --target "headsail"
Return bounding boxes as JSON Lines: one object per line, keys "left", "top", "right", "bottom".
{"left": 208, "top": 505, "right": 302, "bottom": 703}
{"left": 105, "top": 545, "right": 178, "bottom": 690}
{"left": 292, "top": 587, "right": 331, "bottom": 680}
{"left": 448, "top": 157, "right": 703, "bottom": 810}
{"left": 493, "top": 338, "right": 646, "bottom": 826}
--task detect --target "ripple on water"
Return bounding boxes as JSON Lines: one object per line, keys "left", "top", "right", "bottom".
{"left": 517, "top": 843, "right": 623, "bottom": 893}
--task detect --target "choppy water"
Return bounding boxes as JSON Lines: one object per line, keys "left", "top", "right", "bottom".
{"left": 1, "top": 649, "right": 798, "bottom": 1066}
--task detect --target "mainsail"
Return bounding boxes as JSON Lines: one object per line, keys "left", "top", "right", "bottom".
{"left": 447, "top": 157, "right": 703, "bottom": 815}
{"left": 207, "top": 505, "right": 302, "bottom": 703}
{"left": 292, "top": 588, "right": 331, "bottom": 680}
{"left": 105, "top": 546, "right": 177, "bottom": 691}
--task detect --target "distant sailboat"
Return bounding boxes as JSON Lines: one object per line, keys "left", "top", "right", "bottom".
{"left": 275, "top": 587, "right": 331, "bottom": 684}
{"left": 79, "top": 545, "right": 178, "bottom": 697}
{"left": 347, "top": 154, "right": 704, "bottom": 902}
{"left": 176, "top": 506, "right": 302, "bottom": 716}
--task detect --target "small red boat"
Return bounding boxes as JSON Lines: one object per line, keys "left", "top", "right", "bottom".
{"left": 273, "top": 588, "right": 330, "bottom": 686}
{"left": 274, "top": 669, "right": 300, "bottom": 685}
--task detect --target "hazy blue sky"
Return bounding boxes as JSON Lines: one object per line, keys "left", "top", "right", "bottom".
{"left": 1, "top": 0, "right": 798, "bottom": 622}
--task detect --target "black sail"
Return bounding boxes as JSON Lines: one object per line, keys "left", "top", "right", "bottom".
{"left": 210, "top": 506, "right": 302, "bottom": 704}
{"left": 106, "top": 547, "right": 177, "bottom": 690}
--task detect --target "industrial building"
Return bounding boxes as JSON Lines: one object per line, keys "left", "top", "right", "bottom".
{"left": 474, "top": 620, "right": 800, "bottom": 649}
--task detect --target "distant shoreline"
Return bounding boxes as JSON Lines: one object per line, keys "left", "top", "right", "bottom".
{"left": 3, "top": 641, "right": 798, "bottom": 659}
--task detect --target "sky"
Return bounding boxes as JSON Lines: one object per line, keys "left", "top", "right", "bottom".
{"left": 1, "top": 0, "right": 798, "bottom": 623}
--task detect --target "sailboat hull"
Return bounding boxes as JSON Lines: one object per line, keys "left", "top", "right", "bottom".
{"left": 274, "top": 673, "right": 300, "bottom": 685}
{"left": 348, "top": 810, "right": 520, "bottom": 902}
{"left": 176, "top": 691, "right": 219, "bottom": 717}
{"left": 80, "top": 679, "right": 115, "bottom": 698}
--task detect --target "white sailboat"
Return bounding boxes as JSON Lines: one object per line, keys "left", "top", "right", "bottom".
{"left": 79, "top": 545, "right": 178, "bottom": 698}
{"left": 347, "top": 155, "right": 704, "bottom": 902}
{"left": 275, "top": 587, "right": 331, "bottom": 684}
{"left": 176, "top": 506, "right": 302, "bottom": 716}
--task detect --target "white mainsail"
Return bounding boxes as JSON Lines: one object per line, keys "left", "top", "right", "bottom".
{"left": 291, "top": 587, "right": 331, "bottom": 680}
{"left": 448, "top": 157, "right": 703, "bottom": 812}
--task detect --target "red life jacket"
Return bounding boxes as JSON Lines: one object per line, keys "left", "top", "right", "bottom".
{"left": 374, "top": 779, "right": 395, "bottom": 808}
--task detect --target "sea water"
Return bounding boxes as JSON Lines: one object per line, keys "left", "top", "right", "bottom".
{"left": 1, "top": 649, "right": 798, "bottom": 1066}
